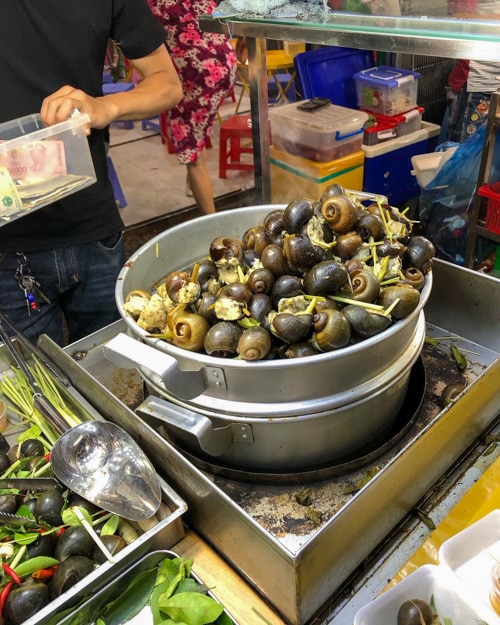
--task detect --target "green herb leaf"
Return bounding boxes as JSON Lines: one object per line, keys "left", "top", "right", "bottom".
{"left": 62, "top": 505, "right": 92, "bottom": 527}
{"left": 14, "top": 556, "right": 59, "bottom": 578}
{"left": 158, "top": 591, "right": 224, "bottom": 625}
{"left": 100, "top": 514, "right": 120, "bottom": 536}
{"left": 99, "top": 567, "right": 157, "bottom": 625}
{"left": 450, "top": 343, "right": 467, "bottom": 371}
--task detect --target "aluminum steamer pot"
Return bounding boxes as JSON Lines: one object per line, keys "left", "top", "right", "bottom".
{"left": 110, "top": 205, "right": 431, "bottom": 471}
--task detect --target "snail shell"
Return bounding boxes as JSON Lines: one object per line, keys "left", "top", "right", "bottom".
{"left": 242, "top": 224, "right": 271, "bottom": 258}
{"left": 403, "top": 235, "right": 435, "bottom": 273}
{"left": 263, "top": 209, "right": 286, "bottom": 244}
{"left": 171, "top": 312, "right": 209, "bottom": 352}
{"left": 349, "top": 268, "right": 380, "bottom": 303}
{"left": 342, "top": 305, "right": 391, "bottom": 339}
{"left": 303, "top": 260, "right": 348, "bottom": 296}
{"left": 261, "top": 243, "right": 287, "bottom": 277}
{"left": 218, "top": 282, "right": 252, "bottom": 303}
{"left": 312, "top": 308, "right": 351, "bottom": 352}
{"left": 195, "top": 292, "right": 218, "bottom": 325}
{"left": 321, "top": 195, "right": 359, "bottom": 234}
{"left": 402, "top": 267, "right": 425, "bottom": 291}
{"left": 248, "top": 293, "right": 273, "bottom": 327}
{"left": 209, "top": 236, "right": 244, "bottom": 263}
{"left": 283, "top": 342, "right": 320, "bottom": 359}
{"left": 283, "top": 198, "right": 315, "bottom": 234}
{"left": 193, "top": 259, "right": 218, "bottom": 292}
{"left": 204, "top": 321, "right": 242, "bottom": 357}
{"left": 237, "top": 326, "right": 272, "bottom": 361}
{"left": 355, "top": 211, "right": 385, "bottom": 241}
{"left": 379, "top": 284, "right": 421, "bottom": 319}
{"left": 271, "top": 274, "right": 303, "bottom": 306}
{"left": 271, "top": 312, "right": 313, "bottom": 344}
{"left": 246, "top": 267, "right": 275, "bottom": 294}
{"left": 283, "top": 234, "right": 319, "bottom": 271}
{"left": 334, "top": 231, "right": 363, "bottom": 261}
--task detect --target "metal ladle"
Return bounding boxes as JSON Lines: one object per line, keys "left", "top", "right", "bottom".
{"left": 0, "top": 317, "right": 162, "bottom": 521}
{"left": 49, "top": 420, "right": 162, "bottom": 521}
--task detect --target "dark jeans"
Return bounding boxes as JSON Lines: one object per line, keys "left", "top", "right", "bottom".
{"left": 446, "top": 84, "right": 491, "bottom": 143}
{"left": 0, "top": 233, "right": 125, "bottom": 346}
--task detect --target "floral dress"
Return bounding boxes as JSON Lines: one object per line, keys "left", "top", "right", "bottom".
{"left": 148, "top": 0, "right": 237, "bottom": 164}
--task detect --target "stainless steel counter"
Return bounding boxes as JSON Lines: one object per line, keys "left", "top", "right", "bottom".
{"left": 38, "top": 258, "right": 500, "bottom": 625}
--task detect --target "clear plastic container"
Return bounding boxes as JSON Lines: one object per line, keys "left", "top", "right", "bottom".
{"left": 354, "top": 66, "right": 420, "bottom": 115}
{"left": 270, "top": 101, "right": 369, "bottom": 162}
{"left": 0, "top": 113, "right": 96, "bottom": 227}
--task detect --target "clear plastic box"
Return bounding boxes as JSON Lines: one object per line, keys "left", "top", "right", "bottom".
{"left": 354, "top": 65, "right": 420, "bottom": 115}
{"left": 0, "top": 113, "right": 96, "bottom": 226}
{"left": 269, "top": 101, "right": 369, "bottom": 162}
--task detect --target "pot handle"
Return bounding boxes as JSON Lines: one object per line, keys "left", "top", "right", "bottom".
{"left": 101, "top": 333, "right": 206, "bottom": 401}
{"left": 136, "top": 395, "right": 253, "bottom": 457}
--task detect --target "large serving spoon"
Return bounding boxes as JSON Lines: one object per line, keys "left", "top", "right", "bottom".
{"left": 0, "top": 316, "right": 161, "bottom": 521}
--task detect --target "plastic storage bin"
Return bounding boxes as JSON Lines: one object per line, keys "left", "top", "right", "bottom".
{"left": 363, "top": 106, "right": 424, "bottom": 141}
{"left": 270, "top": 146, "right": 364, "bottom": 202}
{"left": 269, "top": 102, "right": 369, "bottom": 163}
{"left": 478, "top": 182, "right": 500, "bottom": 234}
{"left": 0, "top": 113, "right": 96, "bottom": 227}
{"left": 354, "top": 65, "right": 420, "bottom": 116}
{"left": 363, "top": 117, "right": 398, "bottom": 145}
{"left": 362, "top": 121, "right": 441, "bottom": 205}
{"left": 294, "top": 46, "right": 375, "bottom": 109}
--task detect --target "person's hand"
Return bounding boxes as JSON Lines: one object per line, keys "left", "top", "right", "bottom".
{"left": 40, "top": 86, "right": 116, "bottom": 133}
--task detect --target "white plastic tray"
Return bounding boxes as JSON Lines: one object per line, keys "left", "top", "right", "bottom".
{"left": 439, "top": 509, "right": 500, "bottom": 614}
{"left": 354, "top": 563, "right": 498, "bottom": 625}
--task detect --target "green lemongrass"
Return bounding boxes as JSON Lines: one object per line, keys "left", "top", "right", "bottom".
{"left": 376, "top": 196, "right": 393, "bottom": 241}
{"left": 382, "top": 297, "right": 401, "bottom": 318}
{"left": 329, "top": 295, "right": 385, "bottom": 311}
{"left": 30, "top": 358, "right": 82, "bottom": 429}
{"left": 0, "top": 371, "right": 58, "bottom": 446}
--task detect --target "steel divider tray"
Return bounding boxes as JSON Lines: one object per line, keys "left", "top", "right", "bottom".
{"left": 0, "top": 342, "right": 188, "bottom": 625}
{"left": 53, "top": 549, "right": 238, "bottom": 625}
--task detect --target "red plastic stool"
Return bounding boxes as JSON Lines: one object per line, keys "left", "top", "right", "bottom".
{"left": 159, "top": 112, "right": 212, "bottom": 154}
{"left": 219, "top": 115, "right": 254, "bottom": 178}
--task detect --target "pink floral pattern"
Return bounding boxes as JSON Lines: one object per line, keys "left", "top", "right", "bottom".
{"left": 148, "top": 0, "right": 237, "bottom": 164}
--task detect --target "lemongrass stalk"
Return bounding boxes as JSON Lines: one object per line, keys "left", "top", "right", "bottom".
{"left": 382, "top": 297, "right": 401, "bottom": 318}
{"left": 329, "top": 295, "right": 385, "bottom": 311}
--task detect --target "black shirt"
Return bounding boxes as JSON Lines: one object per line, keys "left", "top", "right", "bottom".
{"left": 0, "top": 0, "right": 166, "bottom": 252}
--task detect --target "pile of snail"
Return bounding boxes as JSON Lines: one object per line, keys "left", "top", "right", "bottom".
{"left": 124, "top": 185, "right": 435, "bottom": 362}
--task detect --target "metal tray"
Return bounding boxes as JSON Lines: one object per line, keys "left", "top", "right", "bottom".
{"left": 38, "top": 258, "right": 500, "bottom": 625}
{"left": 54, "top": 549, "right": 238, "bottom": 624}
{"left": 0, "top": 343, "right": 188, "bottom": 625}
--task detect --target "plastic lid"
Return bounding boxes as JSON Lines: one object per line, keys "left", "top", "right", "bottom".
{"left": 269, "top": 102, "right": 369, "bottom": 132}
{"left": 354, "top": 65, "right": 421, "bottom": 88}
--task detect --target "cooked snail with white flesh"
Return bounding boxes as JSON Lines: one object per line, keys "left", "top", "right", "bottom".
{"left": 124, "top": 186, "right": 435, "bottom": 361}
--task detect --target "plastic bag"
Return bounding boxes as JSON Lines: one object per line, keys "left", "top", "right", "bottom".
{"left": 419, "top": 122, "right": 500, "bottom": 265}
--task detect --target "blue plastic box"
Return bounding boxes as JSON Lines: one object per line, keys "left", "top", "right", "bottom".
{"left": 294, "top": 46, "right": 375, "bottom": 109}
{"left": 362, "top": 121, "right": 440, "bottom": 205}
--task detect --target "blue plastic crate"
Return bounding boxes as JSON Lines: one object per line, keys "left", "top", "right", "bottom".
{"left": 294, "top": 46, "right": 375, "bottom": 109}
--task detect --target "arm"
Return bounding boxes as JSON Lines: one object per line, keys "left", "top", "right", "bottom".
{"left": 40, "top": 44, "right": 182, "bottom": 129}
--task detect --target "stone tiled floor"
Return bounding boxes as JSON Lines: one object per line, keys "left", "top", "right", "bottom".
{"left": 108, "top": 86, "right": 255, "bottom": 229}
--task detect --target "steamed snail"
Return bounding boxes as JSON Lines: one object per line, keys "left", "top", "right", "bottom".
{"left": 124, "top": 185, "right": 434, "bottom": 362}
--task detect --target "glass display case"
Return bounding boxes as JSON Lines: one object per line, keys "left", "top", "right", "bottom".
{"left": 201, "top": 5, "right": 500, "bottom": 201}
